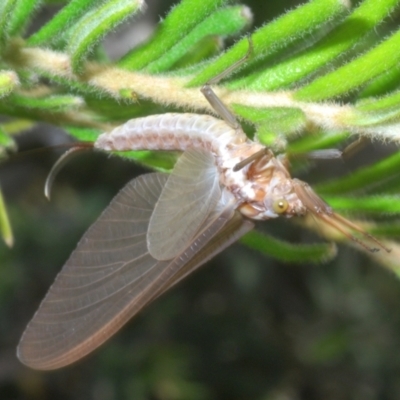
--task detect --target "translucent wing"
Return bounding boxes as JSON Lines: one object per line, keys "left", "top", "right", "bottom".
{"left": 147, "top": 148, "right": 221, "bottom": 260}
{"left": 17, "top": 173, "right": 253, "bottom": 370}
{"left": 153, "top": 211, "right": 254, "bottom": 302}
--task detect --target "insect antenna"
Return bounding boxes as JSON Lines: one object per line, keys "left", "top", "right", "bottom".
{"left": 44, "top": 143, "right": 93, "bottom": 200}
{"left": 322, "top": 212, "right": 391, "bottom": 253}
{"left": 292, "top": 179, "right": 391, "bottom": 253}
{"left": 316, "top": 212, "right": 383, "bottom": 253}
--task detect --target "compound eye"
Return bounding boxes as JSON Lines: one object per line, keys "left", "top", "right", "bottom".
{"left": 272, "top": 198, "right": 289, "bottom": 214}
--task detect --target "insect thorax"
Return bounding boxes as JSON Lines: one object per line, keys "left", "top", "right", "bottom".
{"left": 219, "top": 148, "right": 307, "bottom": 221}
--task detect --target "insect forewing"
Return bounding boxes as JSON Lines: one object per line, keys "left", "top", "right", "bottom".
{"left": 147, "top": 148, "right": 221, "bottom": 260}
{"left": 18, "top": 172, "right": 251, "bottom": 370}
{"left": 152, "top": 211, "right": 254, "bottom": 302}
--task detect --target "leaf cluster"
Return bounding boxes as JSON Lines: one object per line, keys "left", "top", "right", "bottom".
{"left": 0, "top": 0, "right": 399, "bottom": 271}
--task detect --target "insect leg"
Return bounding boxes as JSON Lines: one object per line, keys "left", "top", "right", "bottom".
{"left": 342, "top": 137, "right": 368, "bottom": 160}
{"left": 301, "top": 149, "right": 343, "bottom": 160}
{"left": 233, "top": 148, "right": 273, "bottom": 171}
{"left": 201, "top": 37, "right": 253, "bottom": 130}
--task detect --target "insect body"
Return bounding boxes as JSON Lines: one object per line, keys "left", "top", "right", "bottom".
{"left": 95, "top": 113, "right": 386, "bottom": 255}
{"left": 95, "top": 113, "right": 307, "bottom": 222}
{"left": 17, "top": 50, "right": 389, "bottom": 370}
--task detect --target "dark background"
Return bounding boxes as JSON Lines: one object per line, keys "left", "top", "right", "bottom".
{"left": 1, "top": 1, "right": 400, "bottom": 399}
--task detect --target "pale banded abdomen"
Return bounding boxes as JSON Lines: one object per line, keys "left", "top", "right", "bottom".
{"left": 94, "top": 113, "right": 269, "bottom": 208}
{"left": 94, "top": 113, "right": 247, "bottom": 155}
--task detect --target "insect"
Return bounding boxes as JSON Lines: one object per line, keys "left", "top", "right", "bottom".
{"left": 17, "top": 48, "right": 389, "bottom": 370}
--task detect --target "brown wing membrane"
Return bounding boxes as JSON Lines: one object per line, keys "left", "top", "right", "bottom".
{"left": 17, "top": 173, "right": 251, "bottom": 370}
{"left": 150, "top": 211, "right": 254, "bottom": 304}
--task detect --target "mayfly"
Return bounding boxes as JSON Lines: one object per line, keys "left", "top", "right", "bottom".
{"left": 17, "top": 48, "right": 390, "bottom": 370}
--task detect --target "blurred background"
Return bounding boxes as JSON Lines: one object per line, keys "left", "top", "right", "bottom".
{"left": 2, "top": 0, "right": 400, "bottom": 399}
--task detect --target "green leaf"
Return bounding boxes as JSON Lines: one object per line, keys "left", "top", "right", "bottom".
{"left": 119, "top": 0, "right": 230, "bottom": 69}
{"left": 32, "top": 71, "right": 104, "bottom": 99}
{"left": 8, "top": 0, "right": 42, "bottom": 37}
{"left": 116, "top": 150, "right": 178, "bottom": 171}
{"left": 342, "top": 107, "right": 400, "bottom": 128}
{"left": 287, "top": 131, "right": 348, "bottom": 154}
{"left": 239, "top": 0, "right": 400, "bottom": 91}
{"left": 68, "top": 0, "right": 143, "bottom": 73}
{"left": 0, "top": 187, "right": 13, "bottom": 247}
{"left": 188, "top": 0, "right": 350, "bottom": 87}
{"left": 65, "top": 126, "right": 100, "bottom": 142}
{"left": 145, "top": 5, "right": 252, "bottom": 73}
{"left": 325, "top": 195, "right": 400, "bottom": 215}
{"left": 26, "top": 0, "right": 98, "bottom": 46}
{"left": 295, "top": 26, "right": 400, "bottom": 101}
{"left": 315, "top": 151, "right": 400, "bottom": 195}
{"left": 0, "top": 0, "right": 17, "bottom": 51}
{"left": 9, "top": 93, "right": 84, "bottom": 112}
{"left": 232, "top": 104, "right": 306, "bottom": 144}
{"left": 358, "top": 64, "right": 400, "bottom": 98}
{"left": 0, "top": 119, "right": 35, "bottom": 135}
{"left": 241, "top": 230, "right": 337, "bottom": 264}
{"left": 356, "top": 89, "right": 400, "bottom": 114}
{"left": 170, "top": 36, "right": 221, "bottom": 70}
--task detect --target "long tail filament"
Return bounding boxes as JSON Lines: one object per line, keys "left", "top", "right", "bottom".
{"left": 45, "top": 143, "right": 93, "bottom": 200}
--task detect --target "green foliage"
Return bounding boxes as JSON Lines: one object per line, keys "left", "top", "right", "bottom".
{"left": 315, "top": 151, "right": 400, "bottom": 194}
{"left": 244, "top": 0, "right": 399, "bottom": 91}
{"left": 188, "top": 0, "right": 350, "bottom": 87}
{"left": 119, "top": 0, "right": 230, "bottom": 69}
{"left": 0, "top": 1, "right": 18, "bottom": 51}
{"left": 68, "top": 0, "right": 143, "bottom": 73}
{"left": 295, "top": 26, "right": 400, "bottom": 101}
{"left": 0, "top": 186, "right": 12, "bottom": 247}
{"left": 0, "top": 0, "right": 400, "bottom": 270}
{"left": 232, "top": 104, "right": 306, "bottom": 145}
{"left": 241, "top": 231, "right": 337, "bottom": 264}
{"left": 144, "top": 5, "right": 252, "bottom": 73}
{"left": 27, "top": 0, "right": 97, "bottom": 46}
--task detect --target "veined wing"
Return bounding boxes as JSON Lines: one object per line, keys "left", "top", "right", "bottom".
{"left": 147, "top": 148, "right": 221, "bottom": 260}
{"left": 150, "top": 211, "right": 254, "bottom": 304}
{"left": 17, "top": 173, "right": 252, "bottom": 370}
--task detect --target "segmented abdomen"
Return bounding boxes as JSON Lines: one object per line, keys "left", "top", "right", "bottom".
{"left": 94, "top": 113, "right": 246, "bottom": 155}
